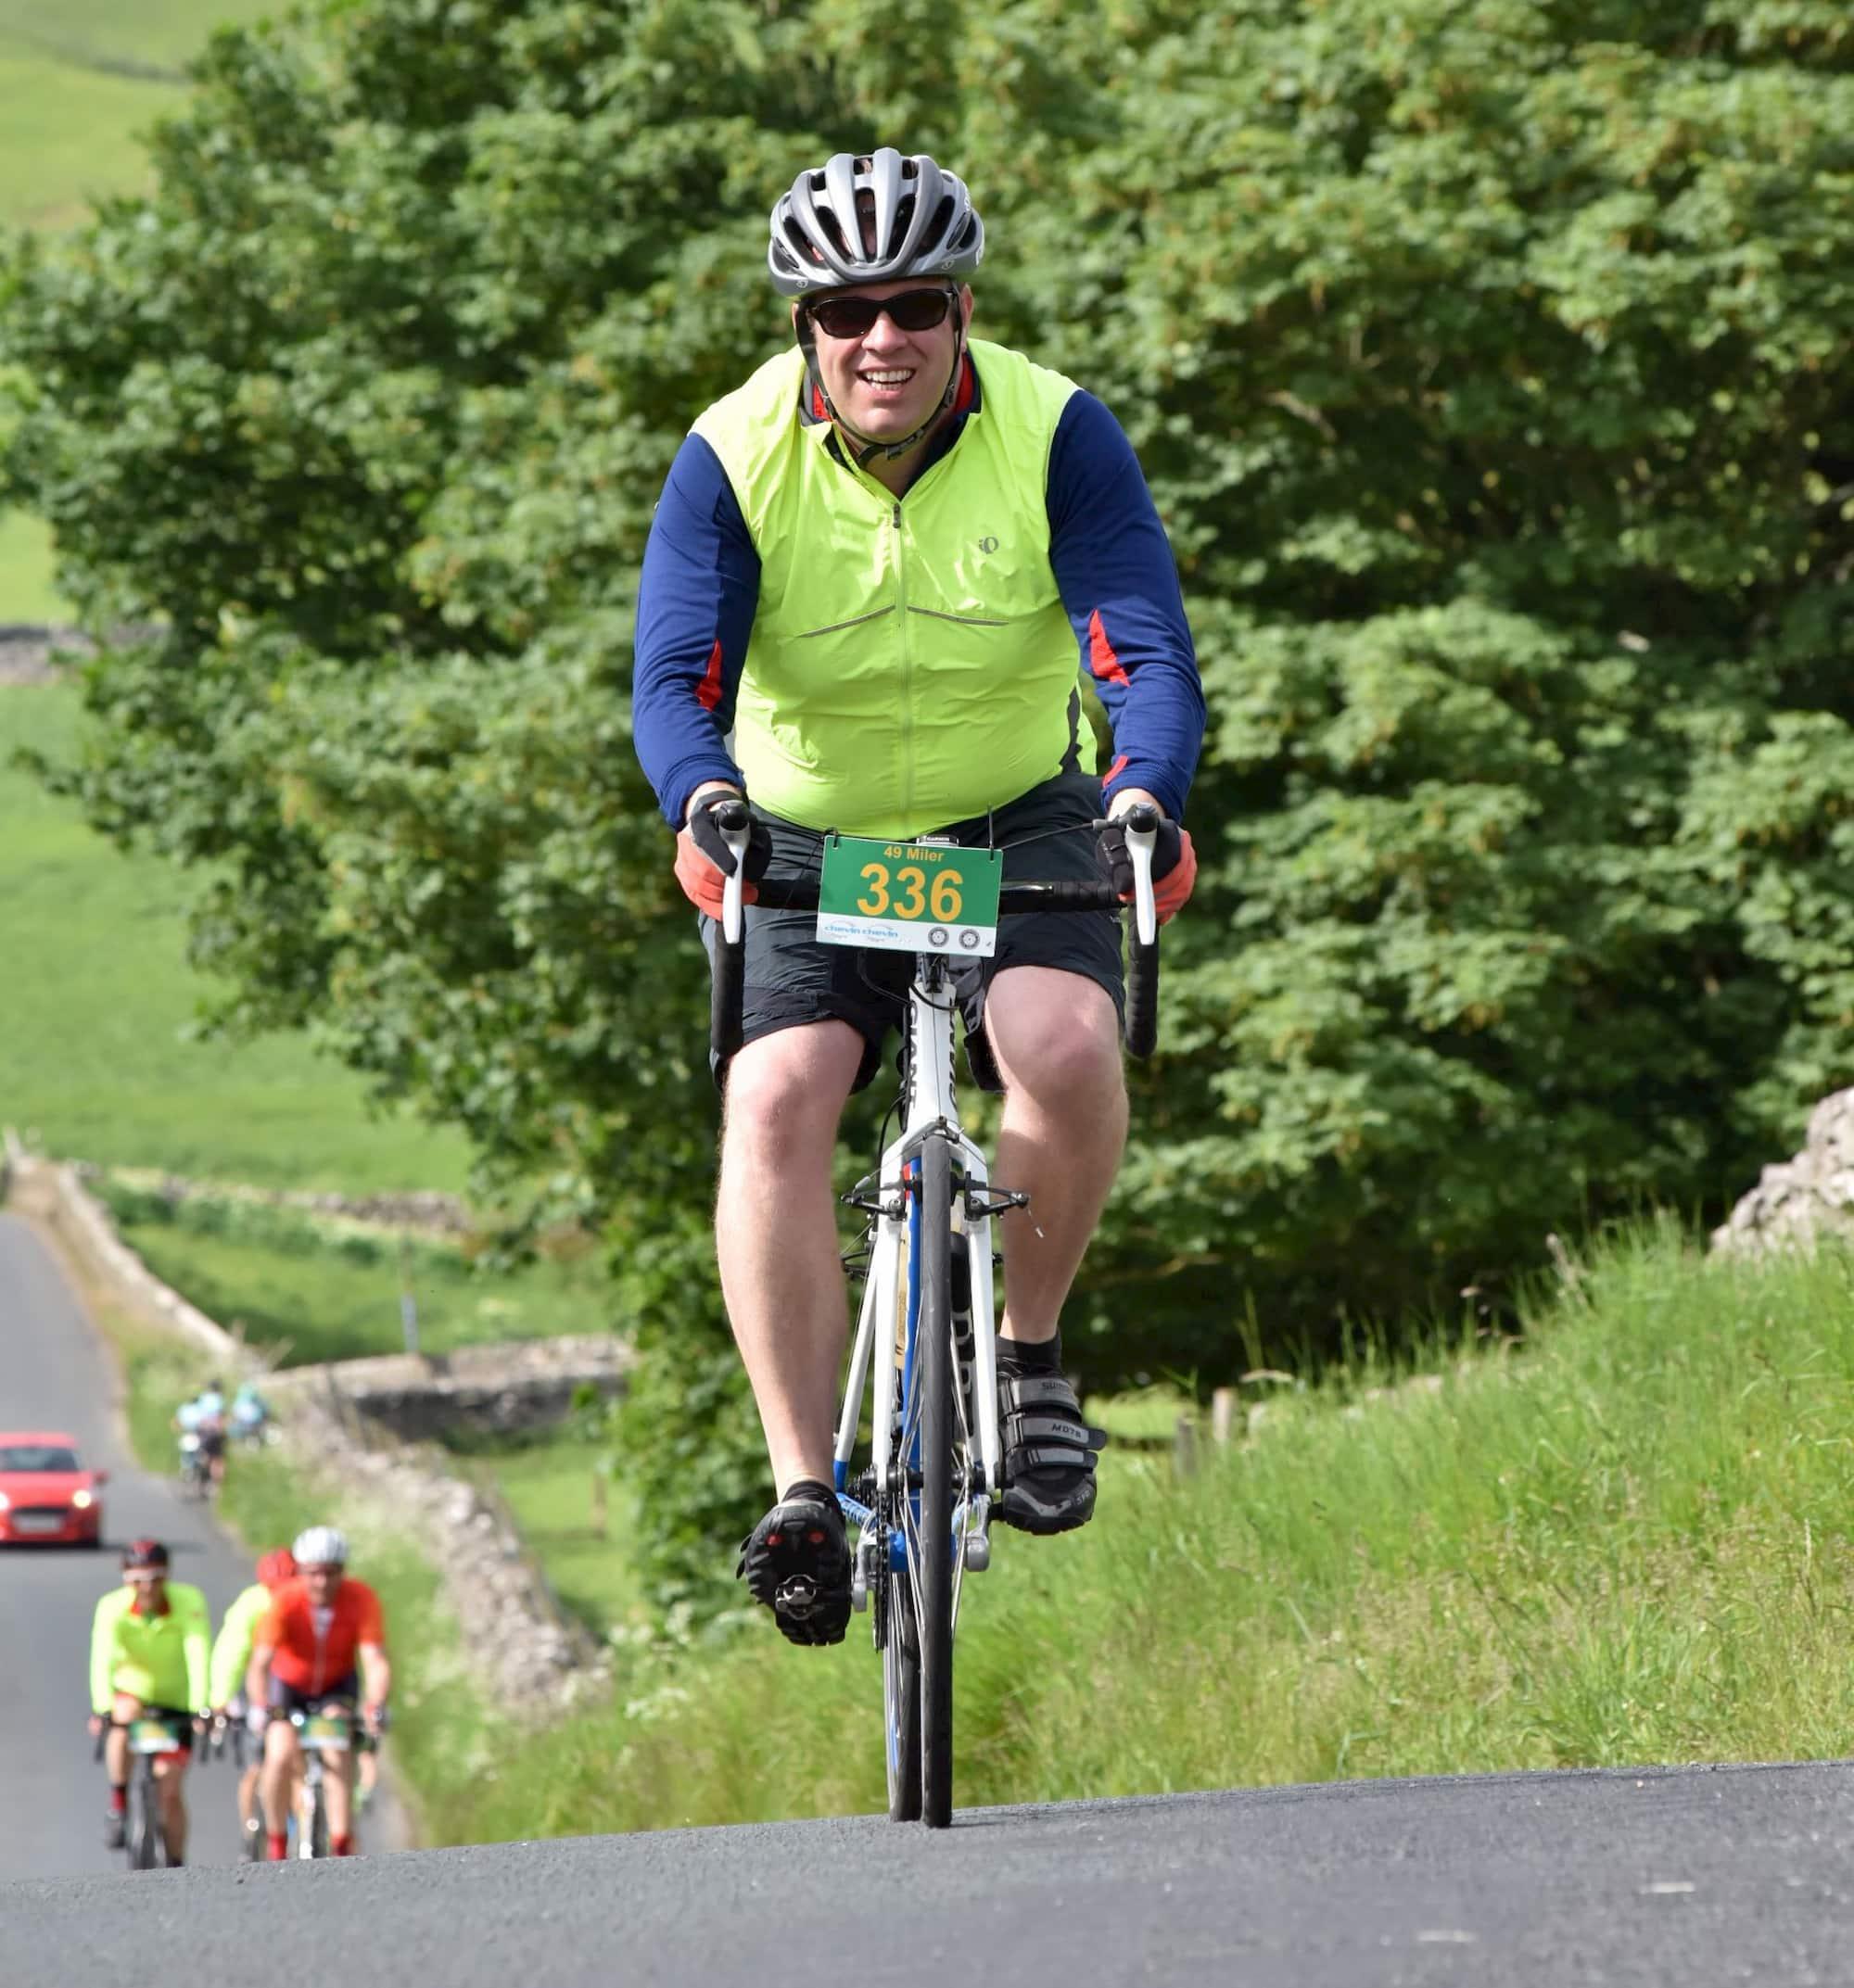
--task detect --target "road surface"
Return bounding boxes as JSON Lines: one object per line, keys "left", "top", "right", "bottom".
{"left": 3, "top": 1761, "right": 1852, "bottom": 1985}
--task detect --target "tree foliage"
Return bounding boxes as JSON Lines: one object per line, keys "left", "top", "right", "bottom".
{"left": 6, "top": 0, "right": 1853, "bottom": 1606}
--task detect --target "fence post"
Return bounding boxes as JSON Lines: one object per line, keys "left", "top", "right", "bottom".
{"left": 1173, "top": 1412, "right": 1199, "bottom": 1479}
{"left": 1211, "top": 1387, "right": 1238, "bottom": 1446}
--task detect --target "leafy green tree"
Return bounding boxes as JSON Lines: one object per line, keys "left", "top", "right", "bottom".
{"left": 6, "top": 0, "right": 1852, "bottom": 1605}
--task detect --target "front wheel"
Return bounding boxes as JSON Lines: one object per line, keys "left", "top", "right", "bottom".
{"left": 917, "top": 1133, "right": 956, "bottom": 1828}
{"left": 128, "top": 1771, "right": 159, "bottom": 1869}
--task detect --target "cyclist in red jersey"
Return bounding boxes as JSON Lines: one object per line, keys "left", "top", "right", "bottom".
{"left": 246, "top": 1525, "right": 389, "bottom": 1859}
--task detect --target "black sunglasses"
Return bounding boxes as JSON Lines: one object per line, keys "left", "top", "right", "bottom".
{"left": 805, "top": 286, "right": 959, "bottom": 340}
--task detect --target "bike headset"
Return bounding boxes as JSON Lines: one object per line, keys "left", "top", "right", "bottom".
{"left": 768, "top": 148, "right": 985, "bottom": 472}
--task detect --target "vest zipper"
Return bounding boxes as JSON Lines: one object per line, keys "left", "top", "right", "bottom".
{"left": 892, "top": 500, "right": 912, "bottom": 821}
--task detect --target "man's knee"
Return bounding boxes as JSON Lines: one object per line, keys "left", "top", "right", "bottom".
{"left": 986, "top": 972, "right": 1124, "bottom": 1101}
{"left": 721, "top": 1023, "right": 861, "bottom": 1158}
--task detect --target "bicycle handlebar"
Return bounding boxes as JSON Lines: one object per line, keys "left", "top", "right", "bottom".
{"left": 708, "top": 801, "right": 1162, "bottom": 1068}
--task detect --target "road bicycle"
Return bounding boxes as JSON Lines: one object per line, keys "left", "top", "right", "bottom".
{"left": 288, "top": 1703, "right": 355, "bottom": 1858}
{"left": 711, "top": 801, "right": 1162, "bottom": 1828}
{"left": 95, "top": 1710, "right": 197, "bottom": 1869}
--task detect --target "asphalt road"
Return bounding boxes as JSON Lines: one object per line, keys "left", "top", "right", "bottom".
{"left": 3, "top": 1761, "right": 1852, "bottom": 1985}
{"left": 0, "top": 1209, "right": 404, "bottom": 1876}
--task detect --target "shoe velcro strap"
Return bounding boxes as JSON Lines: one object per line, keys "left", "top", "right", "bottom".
{"left": 1005, "top": 1408, "right": 1093, "bottom": 1451}
{"left": 1000, "top": 1374, "right": 1083, "bottom": 1412}
{"left": 1013, "top": 1443, "right": 1099, "bottom": 1475}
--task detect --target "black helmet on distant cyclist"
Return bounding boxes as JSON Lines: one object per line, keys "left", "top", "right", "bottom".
{"left": 768, "top": 148, "right": 984, "bottom": 298}
{"left": 292, "top": 1525, "right": 349, "bottom": 1567}
{"left": 121, "top": 1538, "right": 169, "bottom": 1570}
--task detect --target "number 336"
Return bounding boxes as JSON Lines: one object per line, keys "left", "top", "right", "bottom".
{"left": 857, "top": 863, "right": 963, "bottom": 921}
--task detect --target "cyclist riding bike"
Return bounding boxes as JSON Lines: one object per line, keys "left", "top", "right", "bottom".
{"left": 88, "top": 1538, "right": 210, "bottom": 1861}
{"left": 173, "top": 1376, "right": 229, "bottom": 1490}
{"left": 245, "top": 1526, "right": 389, "bottom": 1860}
{"left": 632, "top": 146, "right": 1205, "bottom": 1645}
{"left": 208, "top": 1545, "right": 298, "bottom": 1858}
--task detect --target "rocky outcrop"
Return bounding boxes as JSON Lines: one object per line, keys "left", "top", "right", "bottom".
{"left": 1711, "top": 1089, "right": 1854, "bottom": 1257}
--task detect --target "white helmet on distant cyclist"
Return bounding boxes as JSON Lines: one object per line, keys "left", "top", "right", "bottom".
{"left": 292, "top": 1525, "right": 349, "bottom": 1567}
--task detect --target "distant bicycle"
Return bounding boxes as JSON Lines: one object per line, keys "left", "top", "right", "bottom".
{"left": 95, "top": 1712, "right": 195, "bottom": 1870}
{"left": 176, "top": 1432, "right": 212, "bottom": 1500}
{"left": 289, "top": 1704, "right": 353, "bottom": 1859}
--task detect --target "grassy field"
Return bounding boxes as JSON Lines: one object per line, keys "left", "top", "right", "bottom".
{"left": 0, "top": 0, "right": 266, "bottom": 229}
{"left": 97, "top": 1179, "right": 616, "bottom": 1368}
{"left": 395, "top": 1222, "right": 1854, "bottom": 1840}
{"left": 1, "top": 682, "right": 471, "bottom": 1191}
{"left": 0, "top": 0, "right": 272, "bottom": 614}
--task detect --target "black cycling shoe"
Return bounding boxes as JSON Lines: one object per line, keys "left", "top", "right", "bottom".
{"left": 737, "top": 1482, "right": 852, "bottom": 1646}
{"left": 997, "top": 1372, "right": 1109, "bottom": 1535}
{"left": 103, "top": 1809, "right": 125, "bottom": 1851}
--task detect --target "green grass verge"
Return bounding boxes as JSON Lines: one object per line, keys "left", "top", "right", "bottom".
{"left": 96, "top": 1180, "right": 616, "bottom": 1369}
{"left": 1, "top": 683, "right": 471, "bottom": 1193}
{"left": 407, "top": 1220, "right": 1854, "bottom": 1841}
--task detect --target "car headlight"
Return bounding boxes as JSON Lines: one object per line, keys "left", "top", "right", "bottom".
{"left": 72, "top": 1490, "right": 94, "bottom": 1510}
{"left": 0, "top": 1491, "right": 9, "bottom": 1511}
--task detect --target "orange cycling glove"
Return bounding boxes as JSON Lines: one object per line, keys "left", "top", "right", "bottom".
{"left": 676, "top": 794, "right": 772, "bottom": 918}
{"left": 1096, "top": 815, "right": 1197, "bottom": 926}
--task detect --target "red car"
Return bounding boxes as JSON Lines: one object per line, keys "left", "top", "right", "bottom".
{"left": 0, "top": 1431, "right": 108, "bottom": 1546}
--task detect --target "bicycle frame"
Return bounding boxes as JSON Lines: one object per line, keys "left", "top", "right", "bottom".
{"left": 831, "top": 950, "right": 1002, "bottom": 1580}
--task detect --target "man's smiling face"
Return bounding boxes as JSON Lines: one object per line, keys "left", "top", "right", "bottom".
{"left": 800, "top": 281, "right": 973, "bottom": 452}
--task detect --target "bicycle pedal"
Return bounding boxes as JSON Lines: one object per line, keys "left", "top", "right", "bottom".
{"left": 775, "top": 1576, "right": 821, "bottom": 1618}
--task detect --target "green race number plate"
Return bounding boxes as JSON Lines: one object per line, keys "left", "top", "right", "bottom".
{"left": 817, "top": 836, "right": 1002, "bottom": 957}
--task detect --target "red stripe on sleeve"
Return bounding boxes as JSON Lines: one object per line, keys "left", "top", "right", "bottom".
{"left": 1101, "top": 753, "right": 1129, "bottom": 790}
{"left": 695, "top": 637, "right": 725, "bottom": 712}
{"left": 1087, "top": 610, "right": 1132, "bottom": 690}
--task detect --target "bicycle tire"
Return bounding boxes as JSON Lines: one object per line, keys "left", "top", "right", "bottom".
{"left": 918, "top": 1133, "right": 956, "bottom": 1828}
{"left": 129, "top": 1770, "right": 159, "bottom": 1870}
{"left": 883, "top": 1567, "right": 921, "bottom": 1821}
{"left": 308, "top": 1772, "right": 328, "bottom": 1859}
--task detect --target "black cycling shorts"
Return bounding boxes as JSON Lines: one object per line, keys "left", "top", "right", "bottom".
{"left": 269, "top": 1675, "right": 359, "bottom": 1719}
{"left": 703, "top": 771, "right": 1123, "bottom": 1094}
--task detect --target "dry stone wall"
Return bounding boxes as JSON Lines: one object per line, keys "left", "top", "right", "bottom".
{"left": 1712, "top": 1088, "right": 1854, "bottom": 1258}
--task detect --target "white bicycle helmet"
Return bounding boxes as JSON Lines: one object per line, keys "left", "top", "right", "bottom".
{"left": 292, "top": 1524, "right": 349, "bottom": 1567}
{"left": 768, "top": 148, "right": 984, "bottom": 298}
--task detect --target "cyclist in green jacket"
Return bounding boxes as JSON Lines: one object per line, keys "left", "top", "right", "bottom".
{"left": 208, "top": 1545, "right": 297, "bottom": 1858}
{"left": 88, "top": 1538, "right": 210, "bottom": 1860}
{"left": 634, "top": 147, "right": 1205, "bottom": 1644}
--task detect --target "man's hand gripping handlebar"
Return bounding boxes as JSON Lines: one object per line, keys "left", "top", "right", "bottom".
{"left": 706, "top": 798, "right": 1168, "bottom": 1069}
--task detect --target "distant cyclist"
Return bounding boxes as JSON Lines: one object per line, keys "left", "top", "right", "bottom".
{"left": 246, "top": 1526, "right": 389, "bottom": 1860}
{"left": 172, "top": 1376, "right": 229, "bottom": 1491}
{"left": 88, "top": 1539, "right": 210, "bottom": 1862}
{"left": 208, "top": 1545, "right": 297, "bottom": 1858}
{"left": 229, "top": 1379, "right": 273, "bottom": 1448}
{"left": 632, "top": 146, "right": 1203, "bottom": 1641}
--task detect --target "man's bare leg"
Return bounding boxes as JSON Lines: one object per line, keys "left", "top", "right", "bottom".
{"left": 716, "top": 1019, "right": 865, "bottom": 1493}
{"left": 982, "top": 967, "right": 1127, "bottom": 1342}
